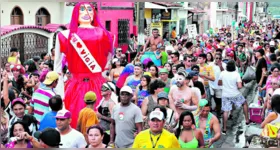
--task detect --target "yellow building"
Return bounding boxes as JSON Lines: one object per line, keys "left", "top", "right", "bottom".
{"left": 144, "top": 2, "right": 182, "bottom": 37}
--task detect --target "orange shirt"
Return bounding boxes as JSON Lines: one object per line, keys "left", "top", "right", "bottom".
{"left": 77, "top": 107, "right": 99, "bottom": 142}
{"left": 171, "top": 30, "right": 176, "bottom": 39}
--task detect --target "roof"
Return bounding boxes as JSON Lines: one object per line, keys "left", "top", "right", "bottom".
{"left": 152, "top": 2, "right": 182, "bottom": 7}
{"left": 1, "top": 24, "right": 67, "bottom": 36}
{"left": 44, "top": 24, "right": 67, "bottom": 32}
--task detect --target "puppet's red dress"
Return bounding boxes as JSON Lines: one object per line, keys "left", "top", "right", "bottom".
{"left": 57, "top": 27, "right": 111, "bottom": 128}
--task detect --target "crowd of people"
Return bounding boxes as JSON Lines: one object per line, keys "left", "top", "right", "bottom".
{"left": 2, "top": 19, "right": 280, "bottom": 148}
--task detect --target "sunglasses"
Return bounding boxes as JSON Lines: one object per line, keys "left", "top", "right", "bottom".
{"left": 215, "top": 57, "right": 222, "bottom": 60}
{"left": 134, "top": 63, "right": 142, "bottom": 67}
{"left": 56, "top": 118, "right": 66, "bottom": 121}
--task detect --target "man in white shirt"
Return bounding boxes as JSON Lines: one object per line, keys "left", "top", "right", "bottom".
{"left": 209, "top": 53, "right": 226, "bottom": 118}
{"left": 55, "top": 109, "right": 87, "bottom": 148}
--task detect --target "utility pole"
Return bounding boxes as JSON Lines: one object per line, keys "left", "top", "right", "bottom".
{"left": 137, "top": 2, "right": 145, "bottom": 52}
{"left": 235, "top": 2, "right": 239, "bottom": 21}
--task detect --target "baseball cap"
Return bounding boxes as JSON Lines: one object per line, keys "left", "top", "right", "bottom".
{"left": 189, "top": 71, "right": 199, "bottom": 77}
{"left": 11, "top": 98, "right": 25, "bottom": 107}
{"left": 159, "top": 68, "right": 169, "bottom": 74}
{"left": 112, "top": 58, "right": 119, "bottom": 64}
{"left": 33, "top": 56, "right": 41, "bottom": 62}
{"left": 157, "top": 92, "right": 168, "bottom": 100}
{"left": 35, "top": 128, "right": 62, "bottom": 147}
{"left": 102, "top": 82, "right": 116, "bottom": 92}
{"left": 84, "top": 91, "right": 96, "bottom": 102}
{"left": 143, "top": 72, "right": 152, "bottom": 77}
{"left": 199, "top": 99, "right": 209, "bottom": 107}
{"left": 270, "top": 41, "right": 275, "bottom": 46}
{"left": 120, "top": 86, "right": 133, "bottom": 94}
{"left": 177, "top": 71, "right": 191, "bottom": 79}
{"left": 43, "top": 71, "right": 59, "bottom": 85}
{"left": 149, "top": 110, "right": 164, "bottom": 121}
{"left": 55, "top": 109, "right": 71, "bottom": 119}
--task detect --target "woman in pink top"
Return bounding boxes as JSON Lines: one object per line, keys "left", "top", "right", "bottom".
{"left": 262, "top": 65, "right": 280, "bottom": 93}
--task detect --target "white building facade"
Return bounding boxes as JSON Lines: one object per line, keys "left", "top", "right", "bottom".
{"left": 1, "top": 2, "right": 70, "bottom": 26}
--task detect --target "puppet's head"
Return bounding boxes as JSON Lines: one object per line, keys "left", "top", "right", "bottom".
{"left": 78, "top": 4, "right": 94, "bottom": 26}
{"left": 69, "top": 2, "right": 101, "bottom": 33}
{"left": 68, "top": 2, "right": 113, "bottom": 53}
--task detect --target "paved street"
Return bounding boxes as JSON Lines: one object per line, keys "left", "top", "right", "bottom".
{"left": 213, "top": 81, "right": 259, "bottom": 148}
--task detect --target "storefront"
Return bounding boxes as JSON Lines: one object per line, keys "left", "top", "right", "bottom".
{"left": 144, "top": 2, "right": 182, "bottom": 37}
{"left": 151, "top": 9, "right": 177, "bottom": 36}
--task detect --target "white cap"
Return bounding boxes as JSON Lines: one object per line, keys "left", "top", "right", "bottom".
{"left": 112, "top": 58, "right": 119, "bottom": 64}
{"left": 120, "top": 86, "right": 133, "bottom": 94}
{"left": 270, "top": 40, "right": 275, "bottom": 46}
{"left": 149, "top": 110, "right": 164, "bottom": 121}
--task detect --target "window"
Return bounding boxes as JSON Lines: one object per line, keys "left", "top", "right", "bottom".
{"left": 35, "top": 8, "right": 50, "bottom": 26}
{"left": 105, "top": 21, "right": 111, "bottom": 31}
{"left": 11, "top": 7, "right": 23, "bottom": 25}
{"left": 118, "top": 19, "right": 129, "bottom": 45}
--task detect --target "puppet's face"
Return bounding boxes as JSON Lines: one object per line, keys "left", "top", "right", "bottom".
{"left": 78, "top": 4, "right": 94, "bottom": 25}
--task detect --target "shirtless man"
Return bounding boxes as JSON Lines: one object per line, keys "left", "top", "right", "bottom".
{"left": 169, "top": 71, "right": 198, "bottom": 116}
{"left": 143, "top": 28, "right": 163, "bottom": 52}
{"left": 195, "top": 99, "right": 221, "bottom": 148}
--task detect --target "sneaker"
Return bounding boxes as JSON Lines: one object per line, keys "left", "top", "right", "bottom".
{"left": 222, "top": 130, "right": 227, "bottom": 135}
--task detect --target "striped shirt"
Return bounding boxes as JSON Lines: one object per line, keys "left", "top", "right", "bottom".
{"left": 31, "top": 86, "right": 56, "bottom": 124}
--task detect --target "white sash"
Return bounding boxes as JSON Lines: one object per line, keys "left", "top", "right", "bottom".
{"left": 61, "top": 30, "right": 102, "bottom": 73}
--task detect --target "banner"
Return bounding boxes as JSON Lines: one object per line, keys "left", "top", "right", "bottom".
{"left": 186, "top": 24, "right": 198, "bottom": 39}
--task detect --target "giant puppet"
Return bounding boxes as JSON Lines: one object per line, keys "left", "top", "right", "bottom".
{"left": 54, "top": 2, "right": 114, "bottom": 128}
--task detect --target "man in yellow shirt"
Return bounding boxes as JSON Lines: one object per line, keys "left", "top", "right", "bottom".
{"left": 197, "top": 53, "right": 215, "bottom": 101}
{"left": 132, "top": 109, "right": 180, "bottom": 148}
{"left": 77, "top": 91, "right": 99, "bottom": 143}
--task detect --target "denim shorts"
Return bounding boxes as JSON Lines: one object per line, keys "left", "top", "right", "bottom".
{"left": 222, "top": 94, "right": 246, "bottom": 111}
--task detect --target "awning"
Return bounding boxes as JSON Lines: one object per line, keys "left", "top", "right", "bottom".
{"left": 145, "top": 2, "right": 167, "bottom": 9}
{"left": 188, "top": 9, "right": 206, "bottom": 14}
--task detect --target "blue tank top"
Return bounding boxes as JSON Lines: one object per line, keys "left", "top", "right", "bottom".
{"left": 127, "top": 76, "right": 141, "bottom": 92}
{"left": 137, "top": 89, "right": 150, "bottom": 107}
